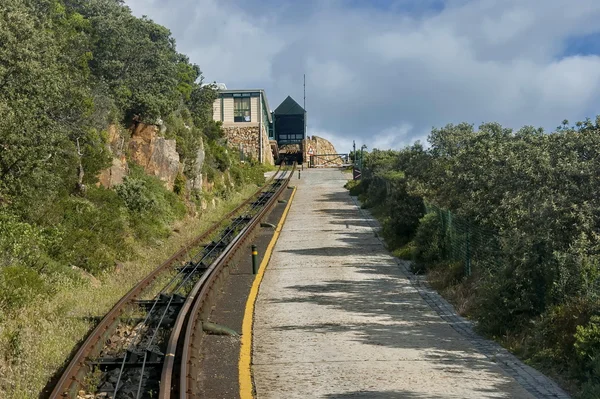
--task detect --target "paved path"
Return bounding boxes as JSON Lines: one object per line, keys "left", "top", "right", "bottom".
{"left": 252, "top": 169, "right": 569, "bottom": 399}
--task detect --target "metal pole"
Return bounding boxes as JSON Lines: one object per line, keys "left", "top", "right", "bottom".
{"left": 465, "top": 225, "right": 471, "bottom": 277}
{"left": 252, "top": 245, "right": 258, "bottom": 274}
{"left": 298, "top": 169, "right": 301, "bottom": 179}
{"left": 360, "top": 146, "right": 363, "bottom": 172}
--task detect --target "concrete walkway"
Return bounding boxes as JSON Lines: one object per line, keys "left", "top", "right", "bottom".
{"left": 252, "top": 169, "right": 568, "bottom": 399}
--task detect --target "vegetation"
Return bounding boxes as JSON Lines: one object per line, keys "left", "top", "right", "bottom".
{"left": 0, "top": 1, "right": 268, "bottom": 396}
{"left": 349, "top": 119, "right": 600, "bottom": 397}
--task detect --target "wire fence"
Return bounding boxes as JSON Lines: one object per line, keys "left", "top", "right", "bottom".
{"left": 424, "top": 204, "right": 504, "bottom": 278}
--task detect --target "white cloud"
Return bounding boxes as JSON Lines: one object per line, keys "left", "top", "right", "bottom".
{"left": 125, "top": 0, "right": 600, "bottom": 151}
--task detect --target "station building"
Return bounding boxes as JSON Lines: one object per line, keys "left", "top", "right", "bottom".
{"left": 211, "top": 84, "right": 307, "bottom": 165}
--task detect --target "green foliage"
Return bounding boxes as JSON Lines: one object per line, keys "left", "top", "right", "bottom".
{"left": 117, "top": 164, "right": 186, "bottom": 242}
{"left": 0, "top": 2, "right": 270, "bottom": 396}
{"left": 0, "top": 0, "right": 85, "bottom": 206}
{"left": 66, "top": 0, "right": 184, "bottom": 122}
{"left": 412, "top": 213, "right": 443, "bottom": 271}
{"left": 174, "top": 172, "right": 186, "bottom": 196}
{"left": 0, "top": 266, "right": 49, "bottom": 312}
{"left": 352, "top": 117, "right": 600, "bottom": 393}
{"left": 116, "top": 178, "right": 158, "bottom": 213}
{"left": 349, "top": 149, "right": 425, "bottom": 248}
{"left": 575, "top": 316, "right": 600, "bottom": 371}
{"left": 393, "top": 242, "right": 416, "bottom": 261}
{"left": 344, "top": 179, "right": 362, "bottom": 196}
{"left": 527, "top": 298, "right": 598, "bottom": 371}
{"left": 52, "top": 188, "right": 130, "bottom": 274}
{"left": 0, "top": 211, "right": 47, "bottom": 268}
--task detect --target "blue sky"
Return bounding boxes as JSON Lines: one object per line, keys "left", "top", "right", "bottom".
{"left": 126, "top": 0, "right": 600, "bottom": 152}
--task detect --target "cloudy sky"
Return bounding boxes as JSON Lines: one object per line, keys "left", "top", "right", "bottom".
{"left": 126, "top": 0, "right": 600, "bottom": 152}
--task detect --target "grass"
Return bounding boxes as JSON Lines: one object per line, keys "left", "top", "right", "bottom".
{"left": 0, "top": 184, "right": 259, "bottom": 399}
{"left": 426, "top": 263, "right": 476, "bottom": 316}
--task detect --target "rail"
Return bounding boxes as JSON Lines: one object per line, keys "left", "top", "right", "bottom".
{"left": 49, "top": 166, "right": 284, "bottom": 399}
{"left": 160, "top": 163, "right": 296, "bottom": 398}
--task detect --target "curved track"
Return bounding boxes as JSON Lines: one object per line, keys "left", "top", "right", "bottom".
{"left": 49, "top": 165, "right": 293, "bottom": 399}
{"left": 160, "top": 166, "right": 295, "bottom": 398}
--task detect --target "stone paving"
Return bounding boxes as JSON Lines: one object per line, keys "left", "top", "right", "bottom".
{"left": 252, "top": 168, "right": 570, "bottom": 399}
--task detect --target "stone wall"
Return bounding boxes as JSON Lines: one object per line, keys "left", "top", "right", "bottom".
{"left": 260, "top": 123, "right": 275, "bottom": 165}
{"left": 303, "top": 136, "right": 342, "bottom": 167}
{"left": 222, "top": 125, "right": 274, "bottom": 165}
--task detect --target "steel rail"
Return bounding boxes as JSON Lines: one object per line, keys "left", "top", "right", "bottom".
{"left": 110, "top": 170, "right": 288, "bottom": 399}
{"left": 119, "top": 169, "right": 289, "bottom": 399}
{"left": 159, "top": 163, "right": 296, "bottom": 399}
{"left": 49, "top": 166, "right": 282, "bottom": 399}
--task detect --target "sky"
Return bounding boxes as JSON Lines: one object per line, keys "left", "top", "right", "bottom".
{"left": 126, "top": 0, "right": 600, "bottom": 153}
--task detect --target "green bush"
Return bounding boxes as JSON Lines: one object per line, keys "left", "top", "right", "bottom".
{"left": 54, "top": 188, "right": 130, "bottom": 274}
{"left": 115, "top": 177, "right": 157, "bottom": 213}
{"left": 174, "top": 172, "right": 186, "bottom": 196}
{"left": 0, "top": 211, "right": 47, "bottom": 268}
{"left": 344, "top": 179, "right": 362, "bottom": 196}
{"left": 394, "top": 242, "right": 416, "bottom": 260}
{"left": 0, "top": 266, "right": 50, "bottom": 313}
{"left": 576, "top": 316, "right": 600, "bottom": 374}
{"left": 412, "top": 213, "right": 444, "bottom": 270}
{"left": 526, "top": 298, "right": 598, "bottom": 370}
{"left": 116, "top": 165, "right": 186, "bottom": 242}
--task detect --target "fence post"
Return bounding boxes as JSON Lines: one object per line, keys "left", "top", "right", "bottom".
{"left": 465, "top": 223, "right": 471, "bottom": 277}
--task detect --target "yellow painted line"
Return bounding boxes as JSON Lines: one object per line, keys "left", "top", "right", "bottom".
{"left": 239, "top": 185, "right": 297, "bottom": 399}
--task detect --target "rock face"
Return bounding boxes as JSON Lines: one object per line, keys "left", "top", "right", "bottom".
{"left": 186, "top": 137, "right": 205, "bottom": 192}
{"left": 98, "top": 124, "right": 128, "bottom": 188}
{"left": 98, "top": 156, "right": 128, "bottom": 188}
{"left": 128, "top": 123, "right": 180, "bottom": 190}
{"left": 303, "top": 136, "right": 342, "bottom": 167}
{"left": 222, "top": 126, "right": 274, "bottom": 165}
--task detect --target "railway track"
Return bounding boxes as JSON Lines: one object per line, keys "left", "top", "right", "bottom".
{"left": 49, "top": 164, "right": 295, "bottom": 399}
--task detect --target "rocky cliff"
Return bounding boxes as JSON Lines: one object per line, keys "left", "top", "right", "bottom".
{"left": 185, "top": 136, "right": 205, "bottom": 192}
{"left": 128, "top": 123, "right": 180, "bottom": 190}
{"left": 98, "top": 125, "right": 128, "bottom": 188}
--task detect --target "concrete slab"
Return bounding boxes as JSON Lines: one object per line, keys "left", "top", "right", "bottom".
{"left": 252, "top": 169, "right": 567, "bottom": 399}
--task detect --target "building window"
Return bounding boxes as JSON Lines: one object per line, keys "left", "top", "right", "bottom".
{"left": 234, "top": 97, "right": 251, "bottom": 122}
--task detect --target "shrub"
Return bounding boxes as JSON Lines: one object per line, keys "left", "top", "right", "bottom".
{"left": 412, "top": 212, "right": 444, "bottom": 269}
{"left": 576, "top": 316, "right": 600, "bottom": 375}
{"left": 526, "top": 298, "right": 599, "bottom": 370}
{"left": 0, "top": 211, "right": 47, "bottom": 268}
{"left": 393, "top": 242, "right": 416, "bottom": 260}
{"left": 173, "top": 173, "right": 186, "bottom": 196}
{"left": 0, "top": 266, "right": 49, "bottom": 313}
{"left": 55, "top": 188, "right": 130, "bottom": 274}
{"left": 344, "top": 179, "right": 362, "bottom": 196}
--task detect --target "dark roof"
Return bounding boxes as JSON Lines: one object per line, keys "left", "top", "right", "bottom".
{"left": 274, "top": 96, "right": 305, "bottom": 115}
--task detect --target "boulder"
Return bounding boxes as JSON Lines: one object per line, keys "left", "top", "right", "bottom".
{"left": 304, "top": 136, "right": 342, "bottom": 167}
